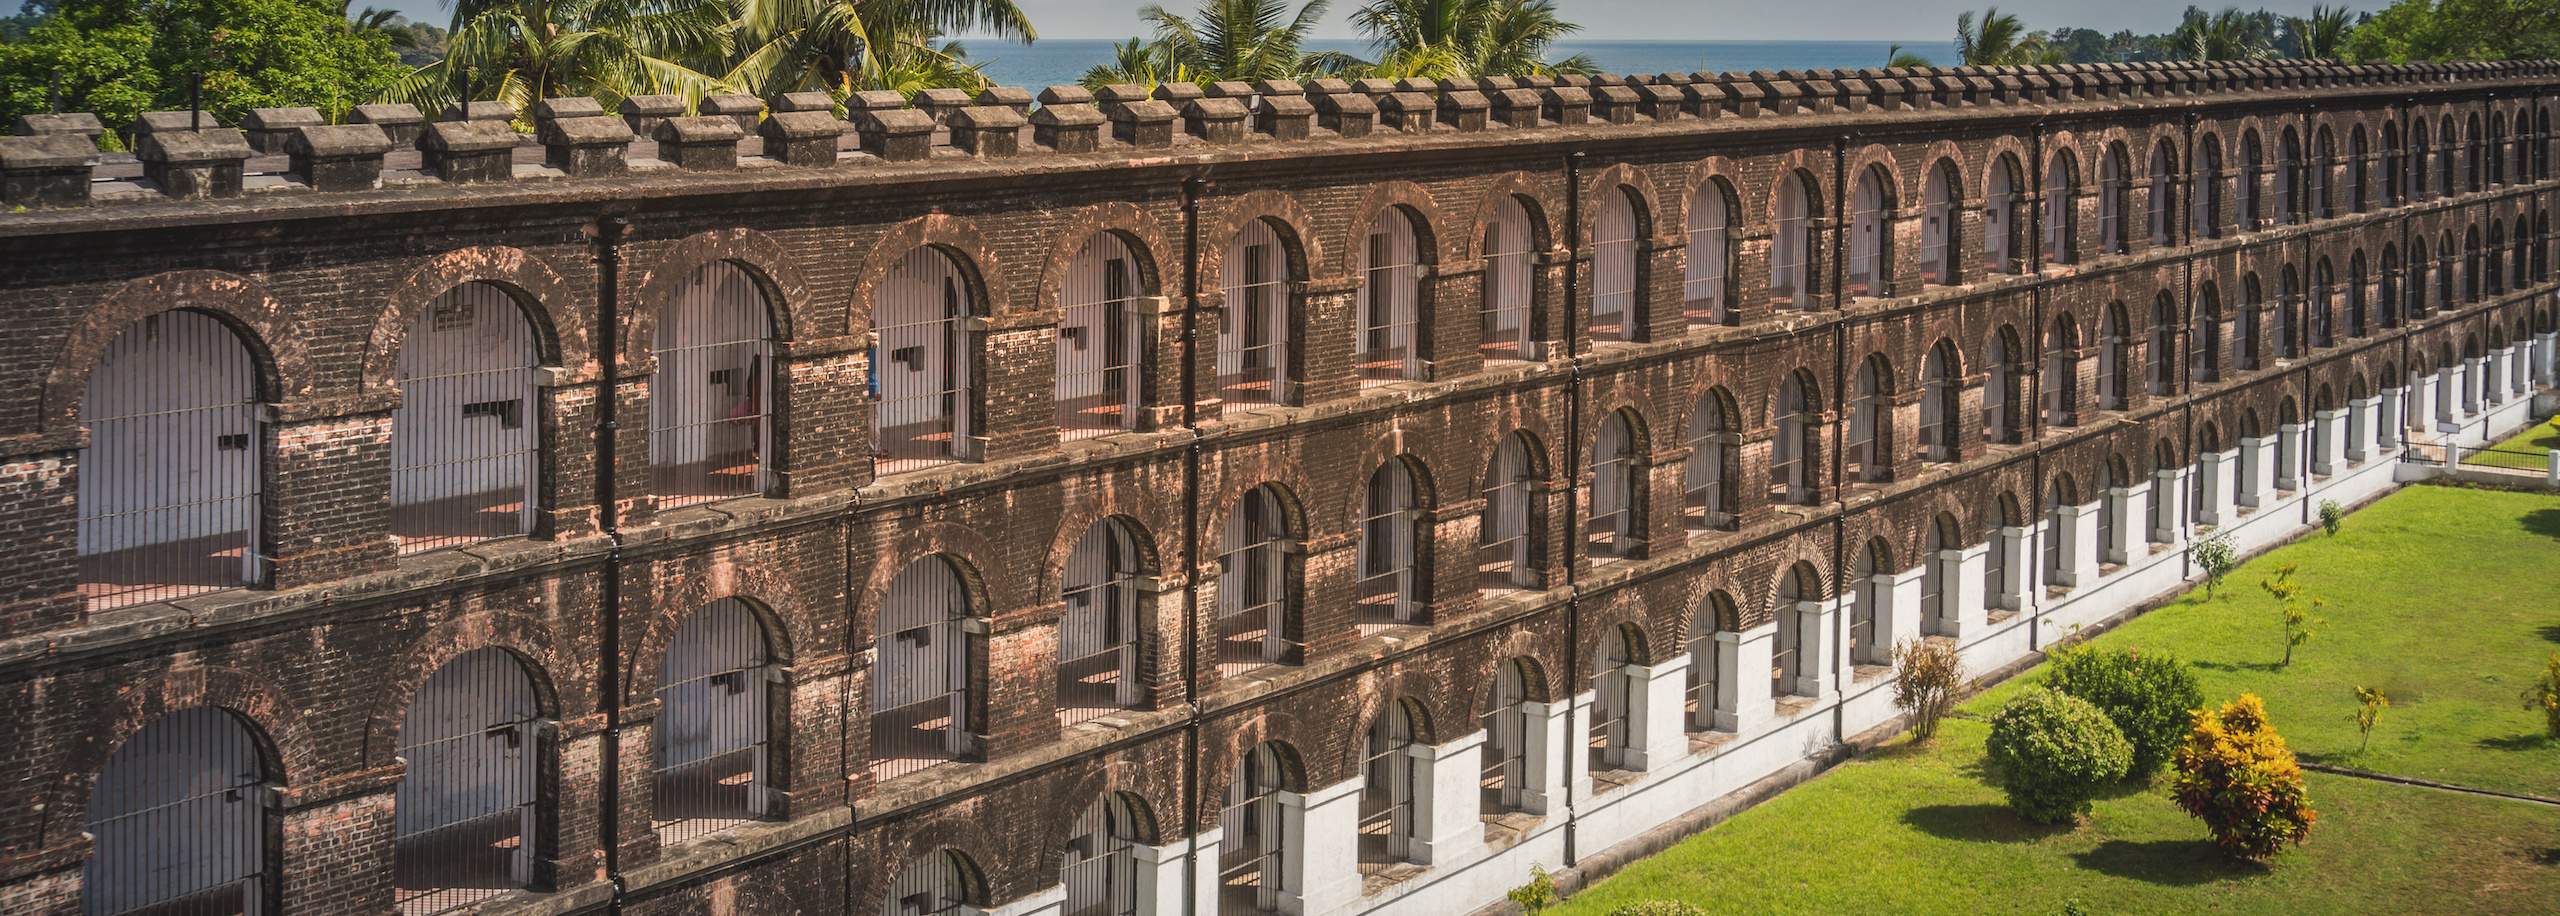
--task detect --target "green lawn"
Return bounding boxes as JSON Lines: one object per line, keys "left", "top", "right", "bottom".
{"left": 1550, "top": 486, "right": 2560, "bottom": 916}
{"left": 2474, "top": 415, "right": 2560, "bottom": 470}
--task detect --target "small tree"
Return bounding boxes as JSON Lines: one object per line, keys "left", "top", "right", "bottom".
{"left": 2043, "top": 643, "right": 2207, "bottom": 778}
{"left": 2351, "top": 686, "right": 2388, "bottom": 752}
{"left": 2525, "top": 653, "right": 2560, "bottom": 740}
{"left": 2173, "top": 694, "right": 2317, "bottom": 861}
{"left": 1507, "top": 863, "right": 1559, "bottom": 913}
{"left": 2192, "top": 528, "right": 2237, "bottom": 598}
{"left": 2257, "top": 564, "right": 2329, "bottom": 667}
{"left": 1892, "top": 637, "right": 1967, "bottom": 743}
{"left": 1985, "top": 688, "right": 2133, "bottom": 824}
{"left": 2317, "top": 499, "right": 2345, "bottom": 536}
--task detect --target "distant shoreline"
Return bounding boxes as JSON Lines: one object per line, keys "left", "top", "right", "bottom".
{"left": 967, "top": 37, "right": 1938, "bottom": 93}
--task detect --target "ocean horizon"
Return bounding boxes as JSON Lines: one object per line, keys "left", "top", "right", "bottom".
{"left": 961, "top": 38, "right": 1940, "bottom": 93}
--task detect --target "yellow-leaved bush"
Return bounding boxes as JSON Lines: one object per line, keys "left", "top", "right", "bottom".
{"left": 2171, "top": 694, "right": 2316, "bottom": 861}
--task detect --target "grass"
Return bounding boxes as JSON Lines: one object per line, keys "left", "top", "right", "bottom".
{"left": 1545, "top": 485, "right": 2560, "bottom": 916}
{"left": 2474, "top": 415, "right": 2560, "bottom": 471}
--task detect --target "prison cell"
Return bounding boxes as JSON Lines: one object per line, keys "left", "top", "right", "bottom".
{"left": 2275, "top": 270, "right": 2298, "bottom": 357}
{"left": 390, "top": 283, "right": 538, "bottom": 555}
{"left": 2099, "top": 311, "right": 2126, "bottom": 410}
{"left": 1982, "top": 504, "right": 2013, "bottom": 612}
{"left": 1845, "top": 170, "right": 1886, "bottom": 297}
{"left": 1685, "top": 183, "right": 1730, "bottom": 320}
{"left": 1983, "top": 336, "right": 2017, "bottom": 443}
{"left": 1354, "top": 461, "right": 1420, "bottom": 634}
{"left": 2151, "top": 298, "right": 2180, "bottom": 394}
{"left": 2149, "top": 143, "right": 2177, "bottom": 247}
{"left": 1219, "top": 744, "right": 1290, "bottom": 915}
{"left": 1355, "top": 211, "right": 1423, "bottom": 384}
{"left": 1215, "top": 487, "right": 1293, "bottom": 675}
{"left": 2042, "top": 320, "right": 2075, "bottom": 426}
{"left": 2312, "top": 131, "right": 2333, "bottom": 218}
{"left": 2096, "top": 466, "right": 2119, "bottom": 568}
{"left": 652, "top": 262, "right": 773, "bottom": 507}
{"left": 1357, "top": 701, "right": 1420, "bottom": 867}
{"left": 1587, "top": 625, "right": 1636, "bottom": 773}
{"left": 1684, "top": 596, "right": 1728, "bottom": 730}
{"left": 83, "top": 707, "right": 268, "bottom": 916}
{"left": 1480, "top": 198, "right": 1535, "bottom": 362}
{"left": 76, "top": 310, "right": 260, "bottom": 608}
{"left": 2239, "top": 283, "right": 2265, "bottom": 370}
{"left": 1059, "top": 520, "right": 1144, "bottom": 724}
{"left": 1921, "top": 517, "right": 1951, "bottom": 635}
{"left": 2239, "top": 135, "right": 2264, "bottom": 230}
{"left": 1057, "top": 234, "right": 1145, "bottom": 439}
{"left": 1770, "top": 175, "right": 1812, "bottom": 309}
{"left": 1218, "top": 221, "right": 1289, "bottom": 408}
{"left": 653, "top": 597, "right": 770, "bottom": 845}
{"left": 1921, "top": 346, "right": 1957, "bottom": 463}
{"left": 1984, "top": 160, "right": 2019, "bottom": 273}
{"left": 1589, "top": 191, "right": 1637, "bottom": 341}
{"left": 1852, "top": 543, "right": 1885, "bottom": 665}
{"left": 2043, "top": 483, "right": 2068, "bottom": 584}
{"left": 394, "top": 647, "right": 542, "bottom": 916}
{"left": 1477, "top": 434, "right": 1536, "bottom": 591}
{"left": 873, "top": 247, "right": 974, "bottom": 473}
{"left": 1587, "top": 412, "right": 1640, "bottom": 560}
{"left": 1479, "top": 660, "right": 1532, "bottom": 815}
{"left": 2099, "top": 148, "right": 2126, "bottom": 255}
{"left": 1682, "top": 393, "right": 1731, "bottom": 530}
{"left": 1769, "top": 375, "right": 1810, "bottom": 504}
{"left": 1848, "top": 362, "right": 1882, "bottom": 482}
{"left": 872, "top": 557, "right": 973, "bottom": 780}
{"left": 2043, "top": 152, "right": 2075, "bottom": 264}
{"left": 2193, "top": 142, "right": 2222, "bottom": 239}
{"left": 1771, "top": 569, "right": 1807, "bottom": 698}
{"left": 881, "top": 851, "right": 973, "bottom": 916}
{"left": 1062, "top": 795, "right": 1142, "bottom": 916}
{"left": 1922, "top": 163, "right": 1956, "bottom": 284}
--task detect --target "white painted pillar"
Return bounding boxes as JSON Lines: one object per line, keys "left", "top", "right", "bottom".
{"left": 1996, "top": 526, "right": 2030, "bottom": 612}
{"left": 1885, "top": 568, "right": 1926, "bottom": 657}
{"left": 1135, "top": 831, "right": 1209, "bottom": 916}
{"left": 1712, "top": 632, "right": 1750, "bottom": 734}
{"left": 1519, "top": 700, "right": 1566, "bottom": 815}
{"left": 1414, "top": 731, "right": 1486, "bottom": 865}
{"left": 1289, "top": 780, "right": 1365, "bottom": 916}
{"left": 2377, "top": 392, "right": 2401, "bottom": 450}
{"left": 2535, "top": 331, "right": 2557, "bottom": 386}
{"left": 1948, "top": 543, "right": 1987, "bottom": 636}
{"left": 2346, "top": 398, "right": 2375, "bottom": 461}
{"left": 2245, "top": 437, "right": 2279, "bottom": 507}
{"left": 2276, "top": 424, "right": 2304, "bottom": 491}
{"left": 2492, "top": 346, "right": 2518, "bottom": 402}
{"left": 1795, "top": 599, "right": 1831, "bottom": 698}
{"left": 2314, "top": 411, "right": 2347, "bottom": 475}
{"left": 1564, "top": 691, "right": 1597, "bottom": 802}
{"left": 1626, "top": 656, "right": 1692, "bottom": 771}
{"left": 2460, "top": 361, "right": 2482, "bottom": 417}
{"left": 2200, "top": 452, "right": 2235, "bottom": 525}
{"left": 2111, "top": 483, "right": 2144, "bottom": 563}
{"left": 2149, "top": 469, "right": 2184, "bottom": 543}
{"left": 1732, "top": 624, "right": 1776, "bottom": 724}
{"left": 2056, "top": 504, "right": 2101, "bottom": 586}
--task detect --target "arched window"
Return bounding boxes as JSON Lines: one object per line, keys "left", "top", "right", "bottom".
{"left": 1847, "top": 167, "right": 1890, "bottom": 296}
{"left": 873, "top": 558, "right": 977, "bottom": 779}
{"left": 1852, "top": 540, "right": 1890, "bottom": 666}
{"left": 1923, "top": 160, "right": 1960, "bottom": 284}
{"left": 1921, "top": 342, "right": 1961, "bottom": 463}
{"left": 2513, "top": 215, "right": 2532, "bottom": 290}
{"left": 1589, "top": 624, "right": 1643, "bottom": 775}
{"left": 2099, "top": 305, "right": 2130, "bottom": 410}
{"left": 2042, "top": 317, "right": 2077, "bottom": 427}
{"left": 1057, "top": 233, "right": 1145, "bottom": 438}
{"left": 2149, "top": 141, "right": 2178, "bottom": 247}
{"left": 2149, "top": 295, "right": 2178, "bottom": 396}
{"left": 2277, "top": 129, "right": 2302, "bottom": 225}
{"left": 1220, "top": 743, "right": 1297, "bottom": 915}
{"left": 2488, "top": 220, "right": 2509, "bottom": 295}
{"left": 2381, "top": 245, "right": 2403, "bottom": 328}
{"left": 2312, "top": 127, "right": 2334, "bottom": 219}
{"left": 1985, "top": 157, "right": 2020, "bottom": 274}
{"left": 1687, "top": 594, "right": 1734, "bottom": 731}
{"left": 1772, "top": 564, "right": 1820, "bottom": 699}
{"left": 77, "top": 310, "right": 261, "bottom": 607}
{"left": 1683, "top": 390, "right": 1735, "bottom": 529}
{"left": 2440, "top": 231, "right": 2459, "bottom": 307}
{"left": 2150, "top": 440, "right": 2180, "bottom": 544}
{"left": 2442, "top": 115, "right": 2461, "bottom": 196}
{"left": 2239, "top": 132, "right": 2265, "bottom": 230}
{"left": 1358, "top": 699, "right": 1427, "bottom": 866}
{"left": 1983, "top": 495, "right": 2019, "bottom": 615}
{"left": 2193, "top": 286, "right": 2223, "bottom": 383}
{"left": 1922, "top": 514, "right": 1958, "bottom": 634}
{"left": 2044, "top": 150, "right": 2077, "bottom": 265}
{"left": 1064, "top": 795, "right": 1145, "bottom": 916}
{"left": 1356, "top": 209, "right": 1424, "bottom": 384}
{"left": 2239, "top": 275, "right": 2264, "bottom": 371}
{"left": 2467, "top": 113, "right": 2484, "bottom": 192}
{"left": 1771, "top": 372, "right": 1816, "bottom": 504}
{"left": 2193, "top": 137, "right": 2223, "bottom": 239}
{"left": 1481, "top": 658, "right": 1546, "bottom": 814}
{"left": 2097, "top": 460, "right": 2122, "bottom": 569}
{"left": 883, "top": 850, "right": 980, "bottom": 916}
{"left": 1983, "top": 332, "right": 2020, "bottom": 445}
{"left": 1771, "top": 173, "right": 1816, "bottom": 310}
{"left": 1061, "top": 519, "right": 1146, "bottom": 722}
{"left": 1591, "top": 189, "right": 1641, "bottom": 341}
{"left": 2491, "top": 112, "right": 2509, "bottom": 185}
{"left": 656, "top": 598, "right": 774, "bottom": 844}
{"left": 2412, "top": 236, "right": 2434, "bottom": 316}
{"left": 654, "top": 261, "right": 775, "bottom": 504}
{"left": 2535, "top": 212, "right": 2550, "bottom": 282}
{"left": 2100, "top": 143, "right": 2129, "bottom": 255}
{"left": 2312, "top": 259, "right": 2335, "bottom": 349}
{"left": 1483, "top": 196, "right": 1536, "bottom": 361}
{"left": 1685, "top": 179, "right": 1733, "bottom": 323}
{"left": 83, "top": 708, "right": 270, "bottom": 916}
{"left": 2412, "top": 118, "right": 2434, "bottom": 200}
{"left": 1356, "top": 459, "right": 1425, "bottom": 632}
{"left": 1479, "top": 433, "right": 1540, "bottom": 590}
{"left": 2466, "top": 227, "right": 2483, "bottom": 302}
{"left": 874, "top": 247, "right": 976, "bottom": 472}
{"left": 2348, "top": 252, "right": 2369, "bottom": 338}
{"left": 2272, "top": 269, "right": 2298, "bottom": 360}
{"left": 2043, "top": 477, "right": 2073, "bottom": 586}
{"left": 2350, "top": 127, "right": 2370, "bottom": 213}
{"left": 1217, "top": 486, "right": 1297, "bottom": 674}
{"left": 1589, "top": 410, "right": 1645, "bottom": 560}
{"left": 1849, "top": 358, "right": 1887, "bottom": 483}
{"left": 2381, "top": 121, "right": 2402, "bottom": 205}
{"left": 1219, "top": 219, "right": 1291, "bottom": 407}
{"left": 392, "top": 282, "right": 539, "bottom": 553}
{"left": 396, "top": 647, "right": 544, "bottom": 913}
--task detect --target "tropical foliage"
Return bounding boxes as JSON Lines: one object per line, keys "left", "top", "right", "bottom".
{"left": 1955, "top": 6, "right": 2062, "bottom": 66}
{"left": 2172, "top": 694, "right": 2317, "bottom": 861}
{"left": 0, "top": 0, "right": 406, "bottom": 132}
{"left": 2343, "top": 0, "right": 2560, "bottom": 62}
{"left": 1346, "top": 0, "right": 1594, "bottom": 80}
{"left": 1082, "top": 0, "right": 1590, "bottom": 90}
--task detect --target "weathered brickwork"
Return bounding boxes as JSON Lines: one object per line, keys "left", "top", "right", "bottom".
{"left": 0, "top": 59, "right": 2555, "bottom": 916}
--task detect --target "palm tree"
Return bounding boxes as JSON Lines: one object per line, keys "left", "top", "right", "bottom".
{"left": 2284, "top": 4, "right": 2355, "bottom": 60}
{"left": 1081, "top": 36, "right": 1201, "bottom": 90}
{"left": 2175, "top": 6, "right": 2274, "bottom": 62}
{"left": 1134, "top": 0, "right": 1336, "bottom": 84}
{"left": 1348, "top": 0, "right": 1596, "bottom": 80}
{"left": 725, "top": 0, "right": 1035, "bottom": 98}
{"left": 1955, "top": 7, "right": 2031, "bottom": 66}
{"left": 1887, "top": 44, "right": 1935, "bottom": 69}
{"left": 378, "top": 0, "right": 733, "bottom": 119}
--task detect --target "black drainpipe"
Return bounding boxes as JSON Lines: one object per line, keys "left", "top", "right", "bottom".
{"left": 1178, "top": 173, "right": 1207, "bottom": 916}
{"left": 593, "top": 213, "right": 629, "bottom": 911}
{"left": 2026, "top": 122, "right": 2045, "bottom": 653}
{"left": 2179, "top": 107, "right": 2198, "bottom": 583}
{"left": 1826, "top": 133, "right": 1848, "bottom": 742}
{"left": 1559, "top": 149, "right": 1584, "bottom": 867}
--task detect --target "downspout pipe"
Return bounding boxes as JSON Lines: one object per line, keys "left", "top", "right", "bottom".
{"left": 1826, "top": 133, "right": 1849, "bottom": 742}
{"left": 593, "top": 213, "right": 630, "bottom": 910}
{"left": 2026, "top": 124, "right": 2045, "bottom": 653}
{"left": 1179, "top": 172, "right": 1207, "bottom": 916}
{"left": 2179, "top": 107, "right": 2199, "bottom": 583}
{"left": 1560, "top": 149, "right": 1584, "bottom": 868}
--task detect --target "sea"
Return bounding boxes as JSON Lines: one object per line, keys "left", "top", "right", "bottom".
{"left": 961, "top": 38, "right": 1935, "bottom": 92}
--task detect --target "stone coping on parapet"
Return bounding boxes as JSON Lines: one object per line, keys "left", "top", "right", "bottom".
{"left": 1, "top": 59, "right": 2554, "bottom": 227}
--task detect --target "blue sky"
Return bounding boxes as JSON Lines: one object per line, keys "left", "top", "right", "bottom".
{"left": 369, "top": 0, "right": 2336, "bottom": 44}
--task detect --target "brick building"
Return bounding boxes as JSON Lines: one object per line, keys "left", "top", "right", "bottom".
{"left": 0, "top": 59, "right": 2553, "bottom": 916}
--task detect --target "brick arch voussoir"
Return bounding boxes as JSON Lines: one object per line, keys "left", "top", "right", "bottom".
{"left": 1480, "top": 629, "right": 1566, "bottom": 704}
{"left": 1679, "top": 359, "right": 1743, "bottom": 433}
{"left": 1336, "top": 427, "right": 1446, "bottom": 531}
{"left": 1674, "top": 155, "right": 1747, "bottom": 231}
{"left": 1580, "top": 588, "right": 1657, "bottom": 664}
{"left": 626, "top": 587, "right": 801, "bottom": 702}
{"left": 847, "top": 214, "right": 1011, "bottom": 334}
{"left": 1914, "top": 139, "right": 1970, "bottom": 196}
{"left": 628, "top": 228, "right": 813, "bottom": 361}
{"left": 1340, "top": 180, "right": 1456, "bottom": 273}
{"left": 46, "top": 664, "right": 323, "bottom": 846}
{"left": 1579, "top": 163, "right": 1662, "bottom": 246}
{"left": 43, "top": 270, "right": 313, "bottom": 434}
{"left": 1976, "top": 136, "right": 2035, "bottom": 199}
{"left": 867, "top": 817, "right": 1003, "bottom": 905}
{"left": 1465, "top": 171, "right": 1565, "bottom": 261}
{"left": 1200, "top": 713, "right": 1323, "bottom": 801}
{"left": 1035, "top": 202, "right": 1176, "bottom": 317}
{"left": 1203, "top": 466, "right": 1316, "bottom": 547}
{"left": 363, "top": 608, "right": 574, "bottom": 770}
{"left": 861, "top": 522, "right": 1013, "bottom": 626}
{"left": 1765, "top": 149, "right": 1833, "bottom": 222}
{"left": 364, "top": 247, "right": 586, "bottom": 392}
{"left": 1204, "top": 190, "right": 1321, "bottom": 297}
{"left": 1036, "top": 500, "right": 1177, "bottom": 605}
{"left": 1844, "top": 146, "right": 1905, "bottom": 208}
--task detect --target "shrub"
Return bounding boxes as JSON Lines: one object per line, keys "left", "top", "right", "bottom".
{"left": 2318, "top": 499, "right": 2345, "bottom": 536}
{"left": 2042, "top": 643, "right": 2206, "bottom": 778}
{"left": 1606, "top": 903, "right": 1708, "bottom": 916}
{"left": 2173, "top": 694, "right": 2317, "bottom": 861}
{"left": 2351, "top": 686, "right": 2389, "bottom": 752}
{"left": 1985, "top": 688, "right": 2133, "bottom": 824}
{"left": 2257, "top": 563, "right": 2329, "bottom": 667}
{"left": 2191, "top": 528, "right": 2237, "bottom": 598}
{"left": 1508, "top": 863, "right": 1559, "bottom": 913}
{"left": 1892, "top": 637, "right": 1967, "bottom": 743}
{"left": 2525, "top": 653, "right": 2560, "bottom": 739}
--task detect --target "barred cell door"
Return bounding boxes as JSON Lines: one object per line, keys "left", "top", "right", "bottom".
{"left": 391, "top": 283, "right": 538, "bottom": 554}
{"left": 1480, "top": 663, "right": 1528, "bottom": 813}
{"left": 1220, "top": 746, "right": 1288, "bottom": 914}
{"left": 1355, "top": 462, "right": 1418, "bottom": 631}
{"left": 874, "top": 248, "right": 972, "bottom": 471}
{"left": 1357, "top": 211, "right": 1422, "bottom": 383}
{"left": 1590, "top": 193, "right": 1637, "bottom": 340}
{"left": 881, "top": 852, "right": 970, "bottom": 916}
{"left": 1588, "top": 628, "right": 1634, "bottom": 771}
{"left": 1059, "top": 521, "right": 1142, "bottom": 722}
{"left": 1057, "top": 235, "right": 1143, "bottom": 438}
{"left": 1219, "top": 223, "right": 1289, "bottom": 406}
{"left": 1061, "top": 796, "right": 1140, "bottom": 916}
{"left": 1216, "top": 489, "right": 1292, "bottom": 674}
{"left": 77, "top": 310, "right": 261, "bottom": 607}
{"left": 874, "top": 559, "right": 972, "bottom": 778}
{"left": 1482, "top": 199, "right": 1535, "bottom": 360}
{"left": 1358, "top": 703, "right": 1418, "bottom": 866}
{"left": 654, "top": 598, "right": 770, "bottom": 844}
{"left": 395, "top": 647, "right": 541, "bottom": 916}
{"left": 83, "top": 707, "right": 267, "bottom": 916}
{"left": 651, "top": 262, "right": 773, "bottom": 506}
